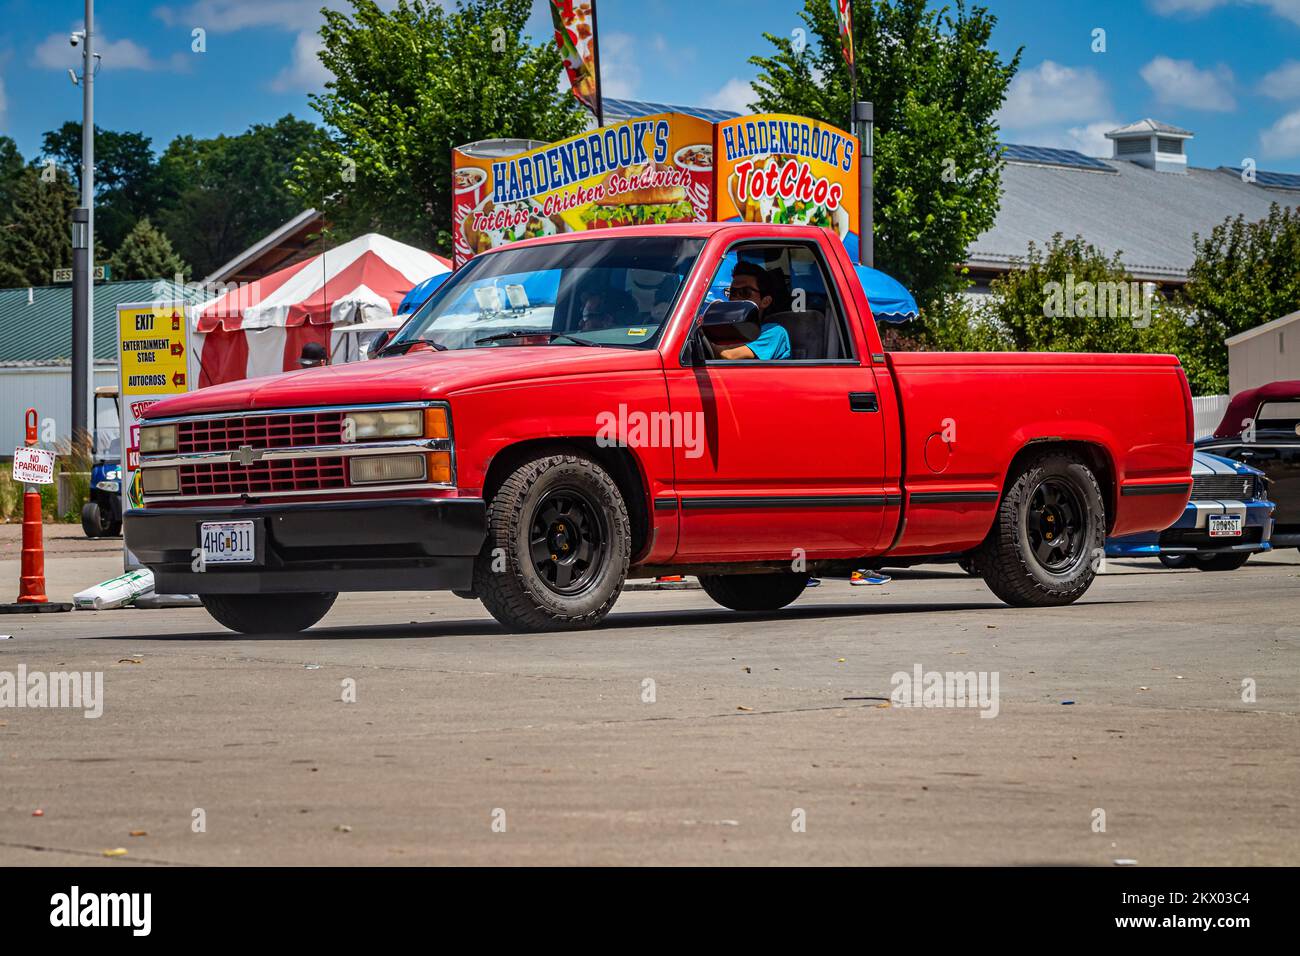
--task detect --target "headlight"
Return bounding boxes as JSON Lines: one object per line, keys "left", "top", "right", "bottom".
{"left": 141, "top": 467, "right": 179, "bottom": 494}
{"left": 344, "top": 409, "right": 423, "bottom": 441}
{"left": 140, "top": 424, "right": 177, "bottom": 453}
{"left": 349, "top": 454, "right": 426, "bottom": 484}
{"left": 95, "top": 480, "right": 120, "bottom": 492}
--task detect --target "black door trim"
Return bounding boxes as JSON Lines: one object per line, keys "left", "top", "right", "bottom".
{"left": 681, "top": 494, "right": 893, "bottom": 510}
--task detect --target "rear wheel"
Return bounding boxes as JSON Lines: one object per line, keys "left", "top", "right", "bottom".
{"left": 978, "top": 451, "right": 1105, "bottom": 607}
{"left": 698, "top": 572, "right": 808, "bottom": 612}
{"left": 1190, "top": 552, "right": 1250, "bottom": 572}
{"left": 473, "top": 453, "right": 630, "bottom": 632}
{"left": 200, "top": 592, "right": 337, "bottom": 634}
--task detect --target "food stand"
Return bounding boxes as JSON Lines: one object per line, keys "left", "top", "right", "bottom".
{"left": 452, "top": 111, "right": 861, "bottom": 268}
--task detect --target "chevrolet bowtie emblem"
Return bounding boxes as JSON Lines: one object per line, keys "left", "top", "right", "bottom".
{"left": 234, "top": 444, "right": 263, "bottom": 467}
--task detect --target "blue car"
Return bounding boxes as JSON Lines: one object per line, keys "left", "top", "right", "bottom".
{"left": 1106, "top": 451, "right": 1274, "bottom": 571}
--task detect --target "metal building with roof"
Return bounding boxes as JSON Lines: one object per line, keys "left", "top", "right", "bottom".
{"left": 0, "top": 278, "right": 196, "bottom": 453}
{"left": 966, "top": 119, "right": 1299, "bottom": 291}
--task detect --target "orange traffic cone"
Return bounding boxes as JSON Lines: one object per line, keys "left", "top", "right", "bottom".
{"left": 2, "top": 407, "right": 71, "bottom": 614}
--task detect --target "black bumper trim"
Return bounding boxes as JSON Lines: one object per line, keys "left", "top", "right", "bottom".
{"left": 1122, "top": 481, "right": 1193, "bottom": 497}
{"left": 126, "top": 497, "right": 487, "bottom": 594}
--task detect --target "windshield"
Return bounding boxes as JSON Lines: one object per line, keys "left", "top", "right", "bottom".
{"left": 387, "top": 235, "right": 705, "bottom": 352}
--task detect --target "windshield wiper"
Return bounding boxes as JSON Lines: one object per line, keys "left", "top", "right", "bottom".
{"left": 474, "top": 330, "right": 601, "bottom": 347}
{"left": 376, "top": 338, "right": 446, "bottom": 357}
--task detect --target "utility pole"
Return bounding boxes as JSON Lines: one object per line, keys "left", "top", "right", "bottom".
{"left": 70, "top": 0, "right": 95, "bottom": 445}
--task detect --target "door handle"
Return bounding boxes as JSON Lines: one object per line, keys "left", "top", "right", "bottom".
{"left": 849, "top": 391, "right": 878, "bottom": 412}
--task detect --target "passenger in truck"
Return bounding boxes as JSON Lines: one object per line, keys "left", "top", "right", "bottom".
{"left": 715, "top": 261, "right": 792, "bottom": 361}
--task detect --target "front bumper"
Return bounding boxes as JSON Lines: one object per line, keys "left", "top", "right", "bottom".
{"left": 126, "top": 497, "right": 487, "bottom": 594}
{"left": 1106, "top": 497, "right": 1274, "bottom": 557}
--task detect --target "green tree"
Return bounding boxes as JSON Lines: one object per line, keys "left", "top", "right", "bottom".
{"left": 109, "top": 217, "right": 190, "bottom": 281}
{"left": 294, "top": 0, "right": 585, "bottom": 251}
{"left": 156, "top": 115, "right": 331, "bottom": 278}
{"left": 0, "top": 167, "right": 78, "bottom": 288}
{"left": 918, "top": 234, "right": 1211, "bottom": 384}
{"left": 0, "top": 136, "right": 26, "bottom": 224}
{"left": 1177, "top": 203, "right": 1300, "bottom": 394}
{"left": 749, "top": 0, "right": 1020, "bottom": 307}
{"left": 41, "top": 123, "right": 163, "bottom": 251}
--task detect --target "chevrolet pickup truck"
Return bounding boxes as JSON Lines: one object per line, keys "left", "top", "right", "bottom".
{"left": 126, "top": 223, "right": 1195, "bottom": 633}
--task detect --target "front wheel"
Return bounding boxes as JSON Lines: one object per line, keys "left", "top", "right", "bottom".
{"left": 1190, "top": 553, "right": 1250, "bottom": 572}
{"left": 978, "top": 451, "right": 1106, "bottom": 607}
{"left": 200, "top": 592, "right": 337, "bottom": 634}
{"left": 698, "top": 572, "right": 808, "bottom": 612}
{"left": 1158, "top": 554, "right": 1190, "bottom": 570}
{"left": 473, "top": 453, "right": 630, "bottom": 632}
{"left": 81, "top": 501, "right": 110, "bottom": 537}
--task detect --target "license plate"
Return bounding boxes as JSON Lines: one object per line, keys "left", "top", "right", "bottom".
{"left": 1208, "top": 515, "right": 1243, "bottom": 538}
{"left": 200, "top": 521, "right": 257, "bottom": 564}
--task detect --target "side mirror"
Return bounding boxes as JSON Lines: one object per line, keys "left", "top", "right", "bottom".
{"left": 700, "top": 298, "right": 759, "bottom": 327}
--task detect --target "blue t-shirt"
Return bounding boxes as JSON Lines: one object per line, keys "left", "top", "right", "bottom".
{"left": 748, "top": 322, "right": 791, "bottom": 360}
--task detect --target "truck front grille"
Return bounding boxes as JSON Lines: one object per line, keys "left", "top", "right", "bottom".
{"left": 179, "top": 411, "right": 345, "bottom": 454}
{"left": 1190, "top": 475, "right": 1254, "bottom": 500}
{"left": 180, "top": 457, "right": 348, "bottom": 497}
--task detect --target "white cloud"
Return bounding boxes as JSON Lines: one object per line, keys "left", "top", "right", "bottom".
{"left": 1260, "top": 60, "right": 1300, "bottom": 99}
{"left": 1261, "top": 108, "right": 1300, "bottom": 157}
{"left": 270, "top": 30, "right": 330, "bottom": 92}
{"left": 996, "top": 60, "right": 1110, "bottom": 129}
{"left": 704, "top": 78, "right": 757, "bottom": 114}
{"left": 598, "top": 32, "right": 639, "bottom": 99}
{"left": 1140, "top": 56, "right": 1236, "bottom": 111}
{"left": 1149, "top": 0, "right": 1232, "bottom": 12}
{"left": 34, "top": 30, "right": 179, "bottom": 72}
{"left": 1149, "top": 0, "right": 1300, "bottom": 26}
{"left": 153, "top": 0, "right": 336, "bottom": 33}
{"left": 1024, "top": 120, "right": 1123, "bottom": 157}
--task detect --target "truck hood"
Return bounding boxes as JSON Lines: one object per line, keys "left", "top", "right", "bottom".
{"left": 144, "top": 346, "right": 663, "bottom": 418}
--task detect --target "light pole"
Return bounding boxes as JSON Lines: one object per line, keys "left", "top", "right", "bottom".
{"left": 69, "top": 1, "right": 95, "bottom": 445}
{"left": 855, "top": 100, "right": 873, "bottom": 268}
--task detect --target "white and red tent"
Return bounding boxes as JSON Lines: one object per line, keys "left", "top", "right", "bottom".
{"left": 191, "top": 233, "right": 450, "bottom": 388}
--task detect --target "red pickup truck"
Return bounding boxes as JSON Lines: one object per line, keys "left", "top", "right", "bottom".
{"left": 126, "top": 223, "right": 1194, "bottom": 633}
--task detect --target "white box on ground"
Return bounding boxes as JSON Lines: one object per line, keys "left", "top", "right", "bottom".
{"left": 12, "top": 447, "right": 55, "bottom": 485}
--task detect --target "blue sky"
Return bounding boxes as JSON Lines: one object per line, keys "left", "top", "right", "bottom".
{"left": 1, "top": 0, "right": 1298, "bottom": 172}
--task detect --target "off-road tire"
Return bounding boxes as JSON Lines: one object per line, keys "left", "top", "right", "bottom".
{"left": 697, "top": 571, "right": 809, "bottom": 612}
{"left": 200, "top": 592, "right": 337, "bottom": 634}
{"left": 978, "top": 451, "right": 1106, "bottom": 607}
{"left": 473, "top": 454, "right": 630, "bottom": 632}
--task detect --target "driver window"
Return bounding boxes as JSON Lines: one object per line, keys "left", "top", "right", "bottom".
{"left": 700, "top": 244, "right": 853, "bottom": 362}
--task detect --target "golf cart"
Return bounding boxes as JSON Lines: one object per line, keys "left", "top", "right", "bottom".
{"left": 82, "top": 385, "right": 122, "bottom": 537}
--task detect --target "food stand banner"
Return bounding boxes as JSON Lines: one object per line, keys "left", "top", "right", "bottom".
{"left": 714, "top": 112, "right": 860, "bottom": 263}
{"left": 452, "top": 112, "right": 714, "bottom": 267}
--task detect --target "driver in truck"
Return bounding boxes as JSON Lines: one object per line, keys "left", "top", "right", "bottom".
{"left": 715, "top": 261, "right": 791, "bottom": 361}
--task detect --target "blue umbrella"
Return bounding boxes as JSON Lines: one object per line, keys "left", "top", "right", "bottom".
{"left": 397, "top": 271, "right": 451, "bottom": 316}
{"left": 852, "top": 265, "right": 919, "bottom": 323}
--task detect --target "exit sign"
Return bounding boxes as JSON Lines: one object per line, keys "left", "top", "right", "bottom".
{"left": 52, "top": 265, "right": 109, "bottom": 283}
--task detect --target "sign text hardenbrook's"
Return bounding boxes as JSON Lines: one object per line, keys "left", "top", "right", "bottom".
{"left": 50, "top": 886, "right": 151, "bottom": 936}
{"left": 493, "top": 119, "right": 671, "bottom": 203}
{"left": 890, "top": 664, "right": 1000, "bottom": 718}
{"left": 0, "top": 666, "right": 104, "bottom": 718}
